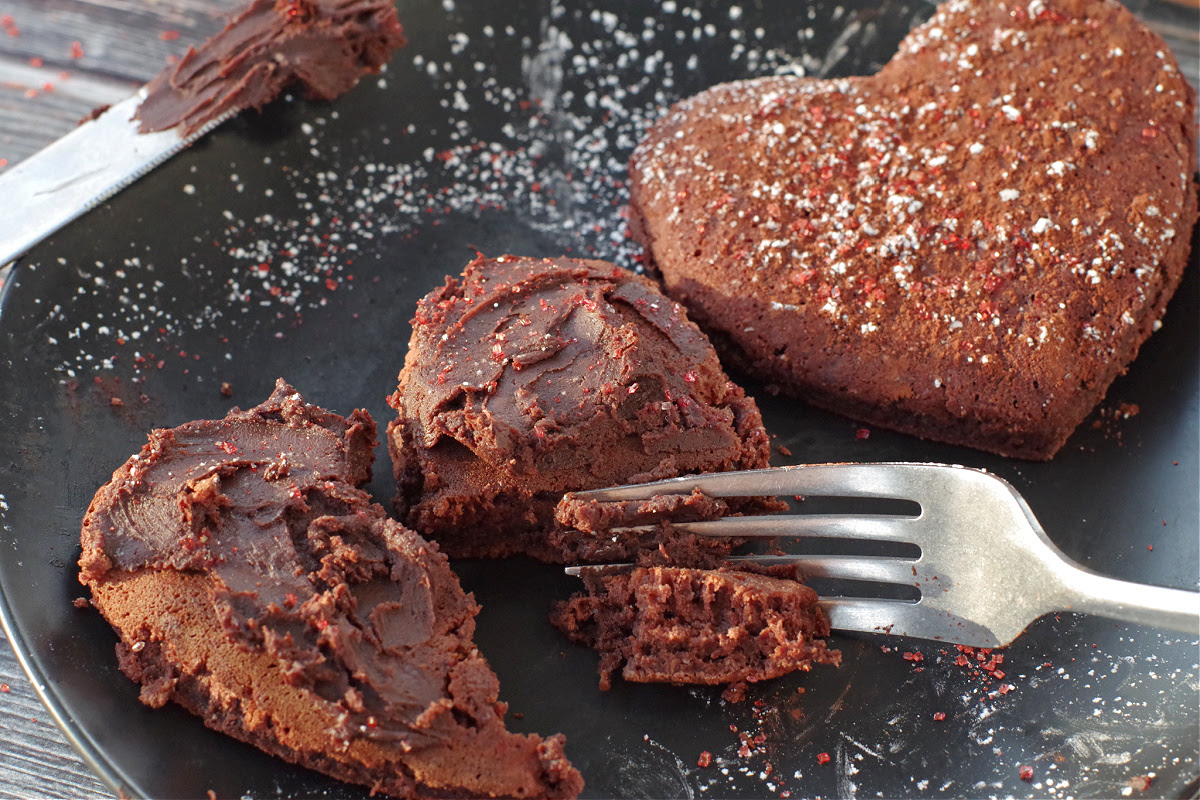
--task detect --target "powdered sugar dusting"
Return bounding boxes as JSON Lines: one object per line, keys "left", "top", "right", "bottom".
{"left": 632, "top": 1, "right": 1193, "bottom": 375}
{"left": 37, "top": 0, "right": 910, "bottom": 386}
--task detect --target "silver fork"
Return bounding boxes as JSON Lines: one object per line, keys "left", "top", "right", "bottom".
{"left": 564, "top": 463, "right": 1200, "bottom": 648}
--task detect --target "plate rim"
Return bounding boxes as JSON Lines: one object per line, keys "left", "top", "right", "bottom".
{"left": 0, "top": 571, "right": 137, "bottom": 798}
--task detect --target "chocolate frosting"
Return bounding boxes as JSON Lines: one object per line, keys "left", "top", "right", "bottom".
{"left": 135, "top": 0, "right": 405, "bottom": 136}
{"left": 396, "top": 255, "right": 746, "bottom": 482}
{"left": 79, "top": 380, "right": 488, "bottom": 749}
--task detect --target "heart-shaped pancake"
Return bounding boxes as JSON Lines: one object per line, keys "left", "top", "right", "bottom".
{"left": 629, "top": 0, "right": 1197, "bottom": 459}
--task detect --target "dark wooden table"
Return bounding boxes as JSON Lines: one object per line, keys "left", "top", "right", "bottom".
{"left": 0, "top": 1, "right": 1195, "bottom": 798}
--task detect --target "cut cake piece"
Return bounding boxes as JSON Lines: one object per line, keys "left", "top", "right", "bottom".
{"left": 79, "top": 379, "right": 582, "bottom": 800}
{"left": 387, "top": 255, "right": 775, "bottom": 563}
{"left": 552, "top": 563, "right": 840, "bottom": 692}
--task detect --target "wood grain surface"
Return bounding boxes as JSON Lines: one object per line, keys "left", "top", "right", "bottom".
{"left": 0, "top": 0, "right": 244, "bottom": 166}
{"left": 0, "top": 1, "right": 1196, "bottom": 798}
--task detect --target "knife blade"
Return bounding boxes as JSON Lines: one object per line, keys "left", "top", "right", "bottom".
{"left": 0, "top": 89, "right": 232, "bottom": 268}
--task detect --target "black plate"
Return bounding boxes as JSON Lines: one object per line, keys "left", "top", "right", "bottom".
{"left": 1, "top": 1, "right": 1197, "bottom": 798}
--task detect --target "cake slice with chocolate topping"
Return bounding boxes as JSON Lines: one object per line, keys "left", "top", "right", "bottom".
{"left": 79, "top": 380, "right": 582, "bottom": 800}
{"left": 387, "top": 255, "right": 775, "bottom": 563}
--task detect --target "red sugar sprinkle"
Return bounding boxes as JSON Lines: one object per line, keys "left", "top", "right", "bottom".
{"left": 1127, "top": 775, "right": 1153, "bottom": 792}
{"left": 933, "top": 711, "right": 946, "bottom": 721}
{"left": 29, "top": 56, "right": 42, "bottom": 67}
{"left": 697, "top": 751, "right": 712, "bottom": 768}
{"left": 1018, "top": 765, "right": 1034, "bottom": 781}
{"left": 69, "top": 40, "right": 84, "bottom": 59}
{"left": 816, "top": 752, "right": 831, "bottom": 765}
{"left": 0, "top": 684, "right": 9, "bottom": 693}
{"left": 855, "top": 427, "right": 870, "bottom": 440}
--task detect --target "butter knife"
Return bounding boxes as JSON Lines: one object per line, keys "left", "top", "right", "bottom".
{"left": 0, "top": 89, "right": 231, "bottom": 268}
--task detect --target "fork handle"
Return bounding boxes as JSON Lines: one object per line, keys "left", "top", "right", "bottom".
{"left": 1059, "top": 569, "right": 1200, "bottom": 636}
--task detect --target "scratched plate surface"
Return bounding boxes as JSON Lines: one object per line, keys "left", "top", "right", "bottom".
{"left": 0, "top": 1, "right": 1197, "bottom": 798}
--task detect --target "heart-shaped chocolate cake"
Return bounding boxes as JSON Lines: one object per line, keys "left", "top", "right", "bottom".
{"left": 629, "top": 0, "right": 1197, "bottom": 459}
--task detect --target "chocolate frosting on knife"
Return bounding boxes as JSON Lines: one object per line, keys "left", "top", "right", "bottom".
{"left": 135, "top": 0, "right": 405, "bottom": 136}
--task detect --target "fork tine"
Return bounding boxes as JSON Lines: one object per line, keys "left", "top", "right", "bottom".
{"left": 725, "top": 554, "right": 920, "bottom": 585}
{"left": 572, "top": 462, "right": 955, "bottom": 503}
{"left": 667, "top": 514, "right": 918, "bottom": 542}
{"left": 821, "top": 598, "right": 1004, "bottom": 648}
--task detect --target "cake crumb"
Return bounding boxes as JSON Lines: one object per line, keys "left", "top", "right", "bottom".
{"left": 722, "top": 682, "right": 748, "bottom": 703}
{"left": 1126, "top": 775, "right": 1153, "bottom": 792}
